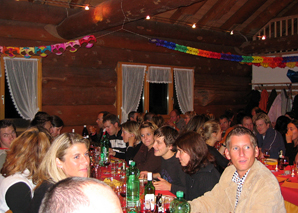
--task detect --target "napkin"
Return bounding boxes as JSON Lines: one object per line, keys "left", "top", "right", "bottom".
{"left": 276, "top": 177, "right": 287, "bottom": 183}
{"left": 282, "top": 181, "right": 298, "bottom": 189}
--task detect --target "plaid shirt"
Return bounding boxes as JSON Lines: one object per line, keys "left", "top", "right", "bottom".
{"left": 231, "top": 169, "right": 250, "bottom": 209}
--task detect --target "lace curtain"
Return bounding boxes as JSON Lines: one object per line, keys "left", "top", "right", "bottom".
{"left": 4, "top": 57, "right": 39, "bottom": 120}
{"left": 174, "top": 68, "right": 194, "bottom": 114}
{"left": 121, "top": 64, "right": 146, "bottom": 123}
{"left": 147, "top": 66, "right": 172, "bottom": 83}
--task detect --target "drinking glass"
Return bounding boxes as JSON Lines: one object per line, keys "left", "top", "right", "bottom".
{"left": 263, "top": 149, "right": 270, "bottom": 165}
{"left": 282, "top": 156, "right": 290, "bottom": 169}
{"left": 164, "top": 196, "right": 174, "bottom": 213}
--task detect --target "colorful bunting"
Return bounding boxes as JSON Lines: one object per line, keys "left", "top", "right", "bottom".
{"left": 150, "top": 38, "right": 298, "bottom": 68}
{"left": 0, "top": 35, "right": 96, "bottom": 58}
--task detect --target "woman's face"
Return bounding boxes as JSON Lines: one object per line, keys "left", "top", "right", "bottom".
{"left": 121, "top": 128, "right": 133, "bottom": 143}
{"left": 176, "top": 147, "right": 190, "bottom": 166}
{"left": 140, "top": 127, "right": 154, "bottom": 149}
{"left": 287, "top": 123, "right": 298, "bottom": 141}
{"left": 184, "top": 115, "right": 190, "bottom": 125}
{"left": 56, "top": 143, "right": 90, "bottom": 178}
{"left": 51, "top": 126, "right": 62, "bottom": 138}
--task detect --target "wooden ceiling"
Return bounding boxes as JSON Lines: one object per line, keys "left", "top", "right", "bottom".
{"left": 1, "top": 0, "right": 298, "bottom": 54}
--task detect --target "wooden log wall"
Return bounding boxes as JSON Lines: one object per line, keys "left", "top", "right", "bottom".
{"left": 0, "top": 31, "right": 251, "bottom": 133}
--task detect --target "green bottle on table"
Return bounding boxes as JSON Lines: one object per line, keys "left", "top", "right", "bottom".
{"left": 99, "top": 131, "right": 110, "bottom": 166}
{"left": 170, "top": 191, "right": 190, "bottom": 213}
{"left": 144, "top": 172, "right": 155, "bottom": 211}
{"left": 126, "top": 161, "right": 140, "bottom": 212}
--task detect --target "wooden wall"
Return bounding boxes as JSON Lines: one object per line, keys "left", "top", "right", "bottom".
{"left": 0, "top": 31, "right": 252, "bottom": 133}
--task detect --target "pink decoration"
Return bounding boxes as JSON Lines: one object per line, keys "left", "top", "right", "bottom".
{"left": 79, "top": 35, "right": 97, "bottom": 48}
{"left": 64, "top": 40, "right": 81, "bottom": 53}
{"left": 51, "top": 43, "right": 66, "bottom": 55}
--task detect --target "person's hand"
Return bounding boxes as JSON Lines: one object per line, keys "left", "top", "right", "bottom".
{"left": 153, "top": 177, "right": 171, "bottom": 191}
{"left": 286, "top": 130, "right": 293, "bottom": 143}
{"left": 108, "top": 148, "right": 115, "bottom": 156}
{"left": 128, "top": 135, "right": 135, "bottom": 147}
{"left": 139, "top": 171, "right": 148, "bottom": 179}
{"left": 88, "top": 125, "right": 97, "bottom": 135}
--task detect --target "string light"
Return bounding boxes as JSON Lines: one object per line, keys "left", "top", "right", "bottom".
{"left": 262, "top": 35, "right": 266, "bottom": 40}
{"left": 192, "top": 23, "right": 196, "bottom": 29}
{"left": 85, "top": 5, "right": 90, "bottom": 10}
{"left": 146, "top": 15, "right": 150, "bottom": 20}
{"left": 230, "top": 30, "right": 234, "bottom": 35}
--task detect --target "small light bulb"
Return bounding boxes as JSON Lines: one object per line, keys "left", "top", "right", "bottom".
{"left": 261, "top": 35, "right": 266, "bottom": 40}
{"left": 192, "top": 23, "right": 196, "bottom": 29}
{"left": 85, "top": 5, "right": 90, "bottom": 10}
{"left": 146, "top": 15, "right": 150, "bottom": 20}
{"left": 230, "top": 30, "right": 234, "bottom": 35}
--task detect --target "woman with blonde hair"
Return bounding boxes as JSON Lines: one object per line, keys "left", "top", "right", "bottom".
{"left": 198, "top": 120, "right": 229, "bottom": 174}
{"left": 184, "top": 111, "right": 197, "bottom": 125}
{"left": 0, "top": 127, "right": 51, "bottom": 213}
{"left": 133, "top": 121, "right": 162, "bottom": 173}
{"left": 28, "top": 132, "right": 90, "bottom": 213}
{"left": 121, "top": 121, "right": 142, "bottom": 163}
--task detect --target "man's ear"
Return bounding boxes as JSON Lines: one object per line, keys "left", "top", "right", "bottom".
{"left": 225, "top": 148, "right": 231, "bottom": 160}
{"left": 255, "top": 146, "right": 259, "bottom": 158}
{"left": 114, "top": 122, "right": 119, "bottom": 128}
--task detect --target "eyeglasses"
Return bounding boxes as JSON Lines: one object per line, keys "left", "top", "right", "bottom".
{"left": 1, "top": 131, "right": 16, "bottom": 138}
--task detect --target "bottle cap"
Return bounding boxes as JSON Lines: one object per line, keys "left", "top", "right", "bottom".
{"left": 147, "top": 172, "right": 152, "bottom": 181}
{"left": 131, "top": 161, "right": 135, "bottom": 166}
{"left": 84, "top": 125, "right": 86, "bottom": 127}
{"left": 72, "top": 129, "right": 75, "bottom": 133}
{"left": 128, "top": 160, "right": 132, "bottom": 165}
{"left": 176, "top": 191, "right": 184, "bottom": 198}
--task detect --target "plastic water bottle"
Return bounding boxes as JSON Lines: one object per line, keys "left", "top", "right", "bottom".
{"left": 170, "top": 191, "right": 190, "bottom": 213}
{"left": 126, "top": 161, "right": 140, "bottom": 212}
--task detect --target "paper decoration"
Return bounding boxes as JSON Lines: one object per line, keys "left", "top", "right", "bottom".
{"left": 150, "top": 38, "right": 298, "bottom": 68}
{"left": 0, "top": 35, "right": 97, "bottom": 58}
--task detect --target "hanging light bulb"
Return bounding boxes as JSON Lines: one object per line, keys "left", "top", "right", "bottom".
{"left": 192, "top": 23, "right": 196, "bottom": 29}
{"left": 146, "top": 15, "right": 150, "bottom": 20}
{"left": 230, "top": 30, "right": 234, "bottom": 35}
{"left": 261, "top": 35, "right": 266, "bottom": 40}
{"left": 85, "top": 5, "right": 90, "bottom": 10}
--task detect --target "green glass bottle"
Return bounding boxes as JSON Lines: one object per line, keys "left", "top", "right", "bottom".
{"left": 99, "top": 131, "right": 110, "bottom": 166}
{"left": 126, "top": 162, "right": 140, "bottom": 212}
{"left": 144, "top": 172, "right": 155, "bottom": 211}
{"left": 170, "top": 191, "right": 190, "bottom": 213}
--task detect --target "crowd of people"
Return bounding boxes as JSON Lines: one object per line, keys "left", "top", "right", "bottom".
{"left": 0, "top": 106, "right": 295, "bottom": 212}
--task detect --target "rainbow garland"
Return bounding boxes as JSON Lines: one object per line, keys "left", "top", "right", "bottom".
{"left": 150, "top": 38, "right": 298, "bottom": 69}
{"left": 0, "top": 35, "right": 97, "bottom": 58}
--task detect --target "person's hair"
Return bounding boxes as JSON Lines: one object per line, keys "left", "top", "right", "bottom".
{"left": 52, "top": 115, "right": 64, "bottom": 128}
{"left": 103, "top": 114, "right": 120, "bottom": 125}
{"left": 139, "top": 121, "right": 158, "bottom": 133}
{"left": 252, "top": 112, "right": 271, "bottom": 125}
{"left": 224, "top": 109, "right": 234, "bottom": 121}
{"left": 275, "top": 116, "right": 291, "bottom": 135}
{"left": 198, "top": 120, "right": 220, "bottom": 141}
{"left": 144, "top": 112, "right": 155, "bottom": 122}
{"left": 289, "top": 119, "right": 298, "bottom": 129}
{"left": 183, "top": 115, "right": 208, "bottom": 133}
{"left": 154, "top": 126, "right": 178, "bottom": 151}
{"left": 39, "top": 177, "right": 114, "bottom": 213}
{"left": 0, "top": 119, "right": 16, "bottom": 132}
{"left": 152, "top": 115, "right": 164, "bottom": 127}
{"left": 1, "top": 127, "right": 51, "bottom": 184}
{"left": 30, "top": 111, "right": 53, "bottom": 128}
{"left": 121, "top": 121, "right": 140, "bottom": 141}
{"left": 137, "top": 112, "right": 145, "bottom": 124}
{"left": 285, "top": 111, "right": 296, "bottom": 120}
{"left": 171, "top": 109, "right": 181, "bottom": 116}
{"left": 36, "top": 133, "right": 90, "bottom": 186}
{"left": 235, "top": 112, "right": 246, "bottom": 125}
{"left": 219, "top": 114, "right": 229, "bottom": 121}
{"left": 226, "top": 126, "right": 257, "bottom": 150}
{"left": 185, "top": 111, "right": 197, "bottom": 119}
{"left": 175, "top": 131, "right": 214, "bottom": 175}
{"left": 99, "top": 111, "right": 109, "bottom": 118}
{"left": 241, "top": 115, "right": 252, "bottom": 125}
{"left": 127, "top": 111, "right": 137, "bottom": 121}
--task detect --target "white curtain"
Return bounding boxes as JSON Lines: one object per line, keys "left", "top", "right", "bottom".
{"left": 4, "top": 57, "right": 39, "bottom": 120}
{"left": 147, "top": 66, "right": 172, "bottom": 83}
{"left": 122, "top": 64, "right": 146, "bottom": 123}
{"left": 174, "top": 68, "right": 194, "bottom": 114}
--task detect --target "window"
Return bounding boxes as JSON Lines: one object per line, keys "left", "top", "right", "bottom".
{"left": 116, "top": 62, "right": 194, "bottom": 123}
{"left": 0, "top": 56, "right": 42, "bottom": 120}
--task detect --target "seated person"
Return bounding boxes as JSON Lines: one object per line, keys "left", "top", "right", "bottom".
{"left": 39, "top": 177, "right": 122, "bottom": 213}
{"left": 121, "top": 121, "right": 142, "bottom": 163}
{"left": 27, "top": 133, "right": 90, "bottom": 213}
{"left": 219, "top": 114, "right": 231, "bottom": 138}
{"left": 183, "top": 111, "right": 197, "bottom": 125}
{"left": 0, "top": 127, "right": 51, "bottom": 213}
{"left": 285, "top": 120, "right": 298, "bottom": 165}
{"left": 189, "top": 127, "right": 286, "bottom": 213}
{"left": 166, "top": 109, "right": 185, "bottom": 132}
{"left": 89, "top": 111, "right": 109, "bottom": 144}
{"left": 198, "top": 120, "right": 229, "bottom": 174}
{"left": 103, "top": 114, "right": 126, "bottom": 159}
{"left": 30, "top": 111, "right": 54, "bottom": 137}
{"left": 0, "top": 120, "right": 17, "bottom": 171}
{"left": 133, "top": 121, "right": 161, "bottom": 173}
{"left": 140, "top": 126, "right": 187, "bottom": 195}
{"left": 51, "top": 115, "right": 64, "bottom": 138}
{"left": 253, "top": 112, "right": 285, "bottom": 159}
{"left": 127, "top": 111, "right": 138, "bottom": 122}
{"left": 176, "top": 131, "right": 220, "bottom": 201}
{"left": 240, "top": 115, "right": 254, "bottom": 133}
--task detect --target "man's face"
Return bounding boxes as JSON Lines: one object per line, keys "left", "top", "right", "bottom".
{"left": 219, "top": 118, "right": 230, "bottom": 131}
{"left": 255, "top": 119, "right": 270, "bottom": 136}
{"left": 96, "top": 113, "right": 104, "bottom": 129}
{"left": 169, "top": 111, "right": 179, "bottom": 123}
{"left": 242, "top": 118, "right": 254, "bottom": 132}
{"left": 130, "top": 113, "right": 138, "bottom": 122}
{"left": 103, "top": 120, "right": 118, "bottom": 136}
{"left": 0, "top": 126, "right": 17, "bottom": 149}
{"left": 153, "top": 136, "right": 171, "bottom": 158}
{"left": 225, "top": 134, "right": 258, "bottom": 178}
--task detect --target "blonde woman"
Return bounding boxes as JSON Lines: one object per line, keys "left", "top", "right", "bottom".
{"left": 28, "top": 132, "right": 90, "bottom": 213}
{"left": 184, "top": 111, "right": 197, "bottom": 125}
{"left": 0, "top": 127, "right": 51, "bottom": 213}
{"left": 198, "top": 120, "right": 229, "bottom": 174}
